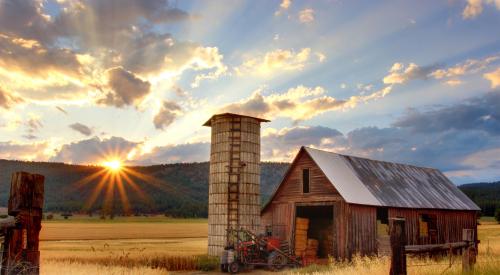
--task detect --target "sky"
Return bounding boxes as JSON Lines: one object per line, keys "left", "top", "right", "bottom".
{"left": 0, "top": 0, "right": 499, "bottom": 184}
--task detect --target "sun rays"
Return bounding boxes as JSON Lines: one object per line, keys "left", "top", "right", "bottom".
{"left": 69, "top": 151, "right": 193, "bottom": 216}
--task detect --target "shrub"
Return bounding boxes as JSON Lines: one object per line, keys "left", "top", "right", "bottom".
{"left": 495, "top": 208, "right": 500, "bottom": 224}
{"left": 46, "top": 214, "right": 54, "bottom": 220}
{"left": 195, "top": 255, "right": 219, "bottom": 271}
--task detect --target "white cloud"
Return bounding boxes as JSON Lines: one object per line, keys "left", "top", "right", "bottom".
{"left": 463, "top": 0, "right": 483, "bottom": 19}
{"left": 235, "top": 48, "right": 313, "bottom": 76}
{"left": 189, "top": 47, "right": 228, "bottom": 88}
{"left": 220, "top": 84, "right": 394, "bottom": 122}
{"left": 383, "top": 63, "right": 428, "bottom": 84}
{"left": 275, "top": 0, "right": 292, "bottom": 16}
{"left": 298, "top": 8, "right": 315, "bottom": 23}
{"left": 462, "top": 0, "right": 500, "bottom": 19}
{"left": 483, "top": 67, "right": 500, "bottom": 88}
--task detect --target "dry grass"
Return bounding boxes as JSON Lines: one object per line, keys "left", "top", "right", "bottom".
{"left": 38, "top": 217, "right": 500, "bottom": 274}
{"left": 291, "top": 218, "right": 500, "bottom": 275}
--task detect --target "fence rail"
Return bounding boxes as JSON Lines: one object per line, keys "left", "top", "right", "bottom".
{"left": 389, "top": 218, "right": 476, "bottom": 275}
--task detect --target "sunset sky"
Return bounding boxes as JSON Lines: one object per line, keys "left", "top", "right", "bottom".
{"left": 0, "top": 0, "right": 499, "bottom": 184}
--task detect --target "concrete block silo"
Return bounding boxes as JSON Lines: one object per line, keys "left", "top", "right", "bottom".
{"left": 203, "top": 113, "right": 270, "bottom": 256}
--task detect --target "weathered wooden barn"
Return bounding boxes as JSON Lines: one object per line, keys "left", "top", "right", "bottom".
{"left": 261, "top": 147, "right": 480, "bottom": 259}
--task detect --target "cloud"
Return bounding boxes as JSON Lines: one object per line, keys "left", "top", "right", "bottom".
{"left": 0, "top": 86, "right": 23, "bottom": 109}
{"left": 0, "top": 0, "right": 226, "bottom": 106}
{"left": 220, "top": 85, "right": 394, "bottom": 122}
{"left": 69, "top": 123, "right": 93, "bottom": 136}
{"left": 463, "top": 0, "right": 483, "bottom": 19}
{"left": 0, "top": 141, "right": 49, "bottom": 161}
{"left": 462, "top": 0, "right": 500, "bottom": 19}
{"left": 431, "top": 56, "right": 498, "bottom": 80}
{"left": 235, "top": 48, "right": 313, "bottom": 76}
{"left": 0, "top": 33, "right": 82, "bottom": 79}
{"left": 257, "top": 91, "right": 500, "bottom": 182}
{"left": 392, "top": 91, "right": 500, "bottom": 135}
{"left": 298, "top": 8, "right": 315, "bottom": 23}
{"left": 383, "top": 56, "right": 498, "bottom": 86}
{"left": 262, "top": 126, "right": 345, "bottom": 160}
{"left": 56, "top": 106, "right": 68, "bottom": 115}
{"left": 23, "top": 116, "right": 43, "bottom": 139}
{"left": 51, "top": 136, "right": 141, "bottom": 164}
{"left": 153, "top": 100, "right": 182, "bottom": 130}
{"left": 484, "top": 67, "right": 500, "bottom": 88}
{"left": 275, "top": 0, "right": 292, "bottom": 16}
{"left": 98, "top": 67, "right": 151, "bottom": 107}
{"left": 315, "top": 52, "right": 326, "bottom": 62}
{"left": 189, "top": 47, "right": 228, "bottom": 88}
{"left": 383, "top": 62, "right": 434, "bottom": 84}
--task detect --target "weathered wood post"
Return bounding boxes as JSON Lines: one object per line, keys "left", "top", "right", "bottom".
{"left": 1, "top": 172, "right": 44, "bottom": 275}
{"left": 390, "top": 218, "right": 407, "bottom": 275}
{"left": 462, "top": 229, "right": 476, "bottom": 274}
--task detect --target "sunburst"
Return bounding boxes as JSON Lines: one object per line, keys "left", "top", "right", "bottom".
{"left": 71, "top": 151, "right": 191, "bottom": 216}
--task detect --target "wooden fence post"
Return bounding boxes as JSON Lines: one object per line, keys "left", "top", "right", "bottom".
{"left": 462, "top": 229, "right": 476, "bottom": 274}
{"left": 390, "top": 218, "right": 407, "bottom": 275}
{"left": 1, "top": 172, "right": 44, "bottom": 275}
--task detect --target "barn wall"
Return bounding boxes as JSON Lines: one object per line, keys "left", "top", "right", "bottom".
{"left": 388, "top": 208, "right": 478, "bottom": 245}
{"left": 347, "top": 204, "right": 377, "bottom": 257}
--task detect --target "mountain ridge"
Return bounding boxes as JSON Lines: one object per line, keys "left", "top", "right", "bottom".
{"left": 1, "top": 159, "right": 499, "bottom": 217}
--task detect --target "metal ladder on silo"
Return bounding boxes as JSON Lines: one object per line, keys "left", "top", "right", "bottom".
{"left": 227, "top": 116, "right": 241, "bottom": 231}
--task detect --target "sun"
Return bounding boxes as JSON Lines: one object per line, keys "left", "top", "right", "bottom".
{"left": 102, "top": 159, "right": 122, "bottom": 172}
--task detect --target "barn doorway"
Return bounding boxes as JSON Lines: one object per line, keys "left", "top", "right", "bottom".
{"left": 295, "top": 205, "right": 334, "bottom": 258}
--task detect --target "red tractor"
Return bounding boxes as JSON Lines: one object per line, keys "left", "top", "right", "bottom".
{"left": 220, "top": 228, "right": 301, "bottom": 273}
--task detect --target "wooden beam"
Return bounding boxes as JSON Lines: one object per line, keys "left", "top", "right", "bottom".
{"left": 1, "top": 172, "right": 44, "bottom": 275}
{"left": 405, "top": 242, "right": 468, "bottom": 253}
{"left": 390, "top": 218, "right": 407, "bottom": 275}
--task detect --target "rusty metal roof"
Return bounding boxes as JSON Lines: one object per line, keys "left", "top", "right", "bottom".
{"left": 203, "top": 113, "right": 270, "bottom": 126}
{"left": 304, "top": 147, "right": 480, "bottom": 210}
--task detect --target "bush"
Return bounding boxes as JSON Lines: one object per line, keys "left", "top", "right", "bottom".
{"left": 195, "top": 255, "right": 219, "bottom": 271}
{"left": 46, "top": 214, "right": 54, "bottom": 220}
{"left": 495, "top": 208, "right": 500, "bottom": 224}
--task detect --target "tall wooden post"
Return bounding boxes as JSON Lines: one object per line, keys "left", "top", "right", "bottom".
{"left": 462, "top": 229, "right": 476, "bottom": 274}
{"left": 1, "top": 172, "right": 44, "bottom": 275}
{"left": 390, "top": 218, "right": 407, "bottom": 275}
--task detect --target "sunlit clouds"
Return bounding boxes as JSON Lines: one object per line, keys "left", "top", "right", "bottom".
{"left": 0, "top": 0, "right": 499, "bottom": 183}
{"left": 484, "top": 68, "right": 500, "bottom": 88}
{"left": 234, "top": 48, "right": 322, "bottom": 76}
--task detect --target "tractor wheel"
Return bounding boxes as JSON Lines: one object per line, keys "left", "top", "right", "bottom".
{"left": 228, "top": 262, "right": 240, "bottom": 274}
{"left": 268, "top": 251, "right": 287, "bottom": 271}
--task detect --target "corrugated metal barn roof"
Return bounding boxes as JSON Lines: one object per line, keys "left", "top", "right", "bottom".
{"left": 305, "top": 147, "right": 480, "bottom": 210}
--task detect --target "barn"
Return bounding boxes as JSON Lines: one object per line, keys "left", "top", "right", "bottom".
{"left": 261, "top": 146, "right": 480, "bottom": 260}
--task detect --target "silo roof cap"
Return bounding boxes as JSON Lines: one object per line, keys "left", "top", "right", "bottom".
{"left": 203, "top": 113, "right": 270, "bottom": 126}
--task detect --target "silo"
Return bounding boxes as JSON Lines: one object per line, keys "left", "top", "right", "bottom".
{"left": 203, "top": 113, "right": 270, "bottom": 256}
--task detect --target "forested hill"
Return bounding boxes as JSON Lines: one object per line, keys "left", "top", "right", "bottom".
{"left": 1, "top": 159, "right": 499, "bottom": 217}
{"left": 459, "top": 181, "right": 500, "bottom": 216}
{"left": 0, "top": 159, "right": 289, "bottom": 217}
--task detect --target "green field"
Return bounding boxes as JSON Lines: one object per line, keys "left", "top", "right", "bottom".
{"left": 38, "top": 216, "right": 500, "bottom": 274}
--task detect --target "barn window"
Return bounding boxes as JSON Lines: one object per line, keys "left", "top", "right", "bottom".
{"left": 377, "top": 207, "right": 388, "bottom": 224}
{"left": 419, "top": 214, "right": 437, "bottom": 237}
{"left": 377, "top": 207, "right": 389, "bottom": 235}
{"left": 302, "top": 169, "right": 310, "bottom": 193}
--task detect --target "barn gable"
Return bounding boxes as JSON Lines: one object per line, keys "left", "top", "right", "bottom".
{"left": 269, "top": 148, "right": 342, "bottom": 203}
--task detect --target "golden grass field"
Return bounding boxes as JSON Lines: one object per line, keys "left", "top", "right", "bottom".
{"left": 38, "top": 216, "right": 500, "bottom": 275}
